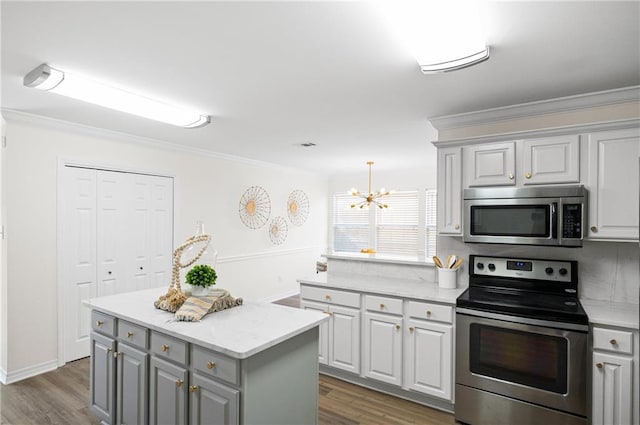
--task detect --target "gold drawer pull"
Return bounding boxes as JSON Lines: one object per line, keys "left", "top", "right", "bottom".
{"left": 591, "top": 226, "right": 598, "bottom": 233}
{"left": 207, "top": 361, "right": 216, "bottom": 370}
{"left": 525, "top": 172, "right": 532, "bottom": 179}
{"left": 176, "top": 379, "right": 184, "bottom": 388}
{"left": 596, "top": 363, "right": 603, "bottom": 369}
{"left": 454, "top": 224, "right": 460, "bottom": 230}
{"left": 161, "top": 344, "right": 170, "bottom": 352}
{"left": 395, "top": 324, "right": 400, "bottom": 330}
{"left": 113, "top": 351, "right": 122, "bottom": 358}
{"left": 106, "top": 348, "right": 112, "bottom": 354}
{"left": 610, "top": 339, "right": 618, "bottom": 346}
{"left": 379, "top": 303, "right": 385, "bottom": 309}
{"left": 508, "top": 173, "right": 514, "bottom": 180}
{"left": 96, "top": 320, "right": 104, "bottom": 326}
{"left": 127, "top": 331, "right": 134, "bottom": 338}
{"left": 322, "top": 311, "right": 333, "bottom": 316}
{"left": 189, "top": 385, "right": 198, "bottom": 393}
{"left": 426, "top": 310, "right": 432, "bottom": 317}
{"left": 325, "top": 295, "right": 331, "bottom": 300}
{"left": 409, "top": 327, "right": 415, "bottom": 332}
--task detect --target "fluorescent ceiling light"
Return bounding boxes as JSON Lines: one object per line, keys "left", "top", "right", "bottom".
{"left": 23, "top": 63, "right": 210, "bottom": 128}
{"left": 376, "top": 0, "right": 490, "bottom": 73}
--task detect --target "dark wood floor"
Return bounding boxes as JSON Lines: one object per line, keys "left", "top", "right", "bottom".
{"left": 0, "top": 294, "right": 455, "bottom": 425}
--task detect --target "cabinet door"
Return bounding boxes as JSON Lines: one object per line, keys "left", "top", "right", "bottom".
{"left": 404, "top": 319, "right": 452, "bottom": 400}
{"left": 90, "top": 332, "right": 116, "bottom": 424}
{"left": 587, "top": 128, "right": 640, "bottom": 240}
{"left": 464, "top": 142, "right": 516, "bottom": 187}
{"left": 189, "top": 373, "right": 240, "bottom": 425}
{"left": 592, "top": 352, "right": 633, "bottom": 425}
{"left": 437, "top": 147, "right": 462, "bottom": 234}
{"left": 116, "top": 343, "right": 148, "bottom": 425}
{"left": 329, "top": 305, "right": 361, "bottom": 374}
{"left": 362, "top": 312, "right": 403, "bottom": 386}
{"left": 521, "top": 135, "right": 580, "bottom": 185}
{"left": 150, "top": 357, "right": 188, "bottom": 425}
{"left": 301, "top": 300, "right": 329, "bottom": 365}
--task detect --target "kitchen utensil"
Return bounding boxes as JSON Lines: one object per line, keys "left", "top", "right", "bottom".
{"left": 447, "top": 255, "right": 458, "bottom": 269}
{"left": 432, "top": 256, "right": 444, "bottom": 268}
{"left": 445, "top": 254, "right": 453, "bottom": 269}
{"left": 452, "top": 257, "right": 463, "bottom": 269}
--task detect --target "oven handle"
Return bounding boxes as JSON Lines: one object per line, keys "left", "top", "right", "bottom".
{"left": 456, "top": 307, "right": 589, "bottom": 332}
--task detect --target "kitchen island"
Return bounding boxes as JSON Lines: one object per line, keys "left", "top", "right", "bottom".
{"left": 84, "top": 288, "right": 328, "bottom": 425}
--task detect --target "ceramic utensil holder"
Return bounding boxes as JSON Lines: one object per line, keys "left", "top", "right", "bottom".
{"left": 438, "top": 268, "right": 458, "bottom": 289}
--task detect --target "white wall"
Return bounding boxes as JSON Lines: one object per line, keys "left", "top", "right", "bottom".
{"left": 0, "top": 117, "right": 6, "bottom": 378}
{"left": 1, "top": 114, "right": 328, "bottom": 381}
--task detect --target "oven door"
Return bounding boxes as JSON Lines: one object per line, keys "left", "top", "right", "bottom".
{"left": 456, "top": 310, "right": 587, "bottom": 417}
{"left": 463, "top": 197, "right": 558, "bottom": 245}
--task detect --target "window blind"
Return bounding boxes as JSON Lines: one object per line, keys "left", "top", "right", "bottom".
{"left": 376, "top": 191, "right": 419, "bottom": 256}
{"left": 333, "top": 193, "right": 369, "bottom": 252}
{"left": 425, "top": 189, "right": 437, "bottom": 257}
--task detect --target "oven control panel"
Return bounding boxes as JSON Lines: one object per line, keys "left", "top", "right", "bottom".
{"left": 472, "top": 256, "right": 573, "bottom": 282}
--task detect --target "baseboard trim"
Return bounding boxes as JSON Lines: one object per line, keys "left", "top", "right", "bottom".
{"left": 319, "top": 364, "right": 454, "bottom": 414}
{"left": 0, "top": 360, "right": 58, "bottom": 385}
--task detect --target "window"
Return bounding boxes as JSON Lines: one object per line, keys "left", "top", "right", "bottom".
{"left": 332, "top": 189, "right": 437, "bottom": 257}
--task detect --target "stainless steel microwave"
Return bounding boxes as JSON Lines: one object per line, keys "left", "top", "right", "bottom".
{"left": 463, "top": 185, "right": 587, "bottom": 247}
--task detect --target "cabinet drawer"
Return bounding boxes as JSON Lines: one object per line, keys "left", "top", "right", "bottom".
{"left": 150, "top": 331, "right": 188, "bottom": 365}
{"left": 406, "top": 301, "right": 453, "bottom": 324}
{"left": 300, "top": 285, "right": 360, "bottom": 308}
{"left": 92, "top": 310, "right": 116, "bottom": 337}
{"left": 191, "top": 345, "right": 239, "bottom": 386}
{"left": 364, "top": 295, "right": 403, "bottom": 315}
{"left": 593, "top": 327, "right": 633, "bottom": 355}
{"left": 117, "top": 319, "right": 149, "bottom": 350}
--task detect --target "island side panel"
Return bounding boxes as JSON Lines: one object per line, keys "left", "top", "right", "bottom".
{"left": 241, "top": 327, "right": 319, "bottom": 425}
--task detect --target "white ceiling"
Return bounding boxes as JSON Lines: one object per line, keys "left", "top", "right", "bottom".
{"left": 2, "top": 1, "right": 639, "bottom": 175}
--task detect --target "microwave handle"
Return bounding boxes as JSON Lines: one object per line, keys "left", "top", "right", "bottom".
{"left": 551, "top": 203, "right": 558, "bottom": 239}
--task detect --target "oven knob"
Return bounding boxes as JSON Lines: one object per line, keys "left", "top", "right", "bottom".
{"left": 477, "top": 263, "right": 484, "bottom": 270}
{"left": 545, "top": 267, "right": 554, "bottom": 275}
{"left": 488, "top": 263, "right": 495, "bottom": 271}
{"left": 559, "top": 268, "right": 568, "bottom": 276}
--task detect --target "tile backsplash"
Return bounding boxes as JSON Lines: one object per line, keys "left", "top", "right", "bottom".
{"left": 437, "top": 237, "right": 639, "bottom": 304}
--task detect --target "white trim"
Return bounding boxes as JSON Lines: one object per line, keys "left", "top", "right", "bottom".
{"left": 217, "top": 246, "right": 323, "bottom": 264}
{"left": 0, "top": 359, "right": 58, "bottom": 384}
{"left": 429, "top": 86, "right": 640, "bottom": 131}
{"left": 1, "top": 109, "right": 322, "bottom": 176}
{"left": 432, "top": 118, "right": 640, "bottom": 148}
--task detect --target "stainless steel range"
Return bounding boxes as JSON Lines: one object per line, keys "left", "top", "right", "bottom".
{"left": 455, "top": 255, "right": 589, "bottom": 425}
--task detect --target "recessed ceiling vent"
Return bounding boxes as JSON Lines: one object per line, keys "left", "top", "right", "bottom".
{"left": 300, "top": 142, "right": 317, "bottom": 147}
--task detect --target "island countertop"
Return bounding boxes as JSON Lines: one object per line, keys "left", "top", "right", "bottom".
{"left": 83, "top": 288, "right": 328, "bottom": 359}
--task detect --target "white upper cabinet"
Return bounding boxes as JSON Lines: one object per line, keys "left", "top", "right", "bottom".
{"left": 586, "top": 128, "right": 640, "bottom": 240}
{"left": 520, "top": 135, "right": 580, "bottom": 185}
{"left": 464, "top": 142, "right": 516, "bottom": 187}
{"left": 437, "top": 147, "right": 462, "bottom": 235}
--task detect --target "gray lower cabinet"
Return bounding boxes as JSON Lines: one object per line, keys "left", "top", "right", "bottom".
{"left": 117, "top": 343, "right": 149, "bottom": 425}
{"left": 190, "top": 373, "right": 239, "bottom": 425}
{"left": 90, "top": 332, "right": 116, "bottom": 424}
{"left": 150, "top": 356, "right": 188, "bottom": 425}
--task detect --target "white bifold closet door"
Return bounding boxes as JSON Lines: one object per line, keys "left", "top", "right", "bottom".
{"left": 61, "top": 166, "right": 173, "bottom": 362}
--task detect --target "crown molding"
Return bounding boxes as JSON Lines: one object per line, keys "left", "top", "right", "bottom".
{"left": 429, "top": 86, "right": 640, "bottom": 131}
{"left": 0, "top": 109, "right": 322, "bottom": 176}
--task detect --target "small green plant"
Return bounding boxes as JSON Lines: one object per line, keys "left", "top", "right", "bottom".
{"left": 185, "top": 264, "right": 217, "bottom": 288}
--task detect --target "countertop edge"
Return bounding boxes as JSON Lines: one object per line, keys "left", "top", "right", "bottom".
{"left": 581, "top": 299, "right": 639, "bottom": 330}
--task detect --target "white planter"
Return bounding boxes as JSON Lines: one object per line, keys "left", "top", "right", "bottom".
{"left": 190, "top": 286, "right": 210, "bottom": 296}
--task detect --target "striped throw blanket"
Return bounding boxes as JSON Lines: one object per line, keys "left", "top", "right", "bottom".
{"left": 175, "top": 292, "right": 243, "bottom": 322}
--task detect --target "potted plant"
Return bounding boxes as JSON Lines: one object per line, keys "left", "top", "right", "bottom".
{"left": 185, "top": 264, "right": 217, "bottom": 296}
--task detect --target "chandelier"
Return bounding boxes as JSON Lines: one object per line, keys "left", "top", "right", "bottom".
{"left": 349, "top": 161, "right": 390, "bottom": 209}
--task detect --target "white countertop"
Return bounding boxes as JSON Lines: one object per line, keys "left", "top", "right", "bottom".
{"left": 581, "top": 299, "right": 639, "bottom": 330}
{"left": 324, "top": 252, "right": 435, "bottom": 267}
{"left": 84, "top": 288, "right": 328, "bottom": 359}
{"left": 298, "top": 272, "right": 466, "bottom": 304}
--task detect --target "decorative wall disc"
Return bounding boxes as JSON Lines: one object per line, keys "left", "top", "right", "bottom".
{"left": 239, "top": 186, "right": 271, "bottom": 229}
{"left": 268, "top": 216, "right": 288, "bottom": 245}
{"left": 287, "top": 189, "right": 309, "bottom": 226}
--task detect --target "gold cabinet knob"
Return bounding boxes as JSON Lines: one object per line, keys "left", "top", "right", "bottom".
{"left": 395, "top": 324, "right": 401, "bottom": 330}
{"left": 409, "top": 327, "right": 415, "bottom": 332}
{"left": 96, "top": 320, "right": 104, "bottom": 326}
{"left": 325, "top": 295, "right": 331, "bottom": 300}
{"left": 322, "top": 311, "right": 333, "bottom": 317}
{"left": 610, "top": 339, "right": 618, "bottom": 346}
{"left": 189, "top": 385, "right": 198, "bottom": 393}
{"left": 161, "top": 344, "right": 170, "bottom": 352}
{"left": 176, "top": 379, "right": 184, "bottom": 388}
{"left": 379, "top": 303, "right": 385, "bottom": 309}
{"left": 508, "top": 173, "right": 514, "bottom": 180}
{"left": 127, "top": 332, "right": 134, "bottom": 338}
{"left": 106, "top": 348, "right": 112, "bottom": 354}
{"left": 113, "top": 351, "right": 122, "bottom": 358}
{"left": 426, "top": 310, "right": 432, "bottom": 317}
{"left": 596, "top": 363, "right": 603, "bottom": 369}
{"left": 454, "top": 224, "right": 460, "bottom": 230}
{"left": 206, "top": 361, "right": 216, "bottom": 370}
{"left": 525, "top": 172, "right": 532, "bottom": 179}
{"left": 591, "top": 226, "right": 598, "bottom": 233}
